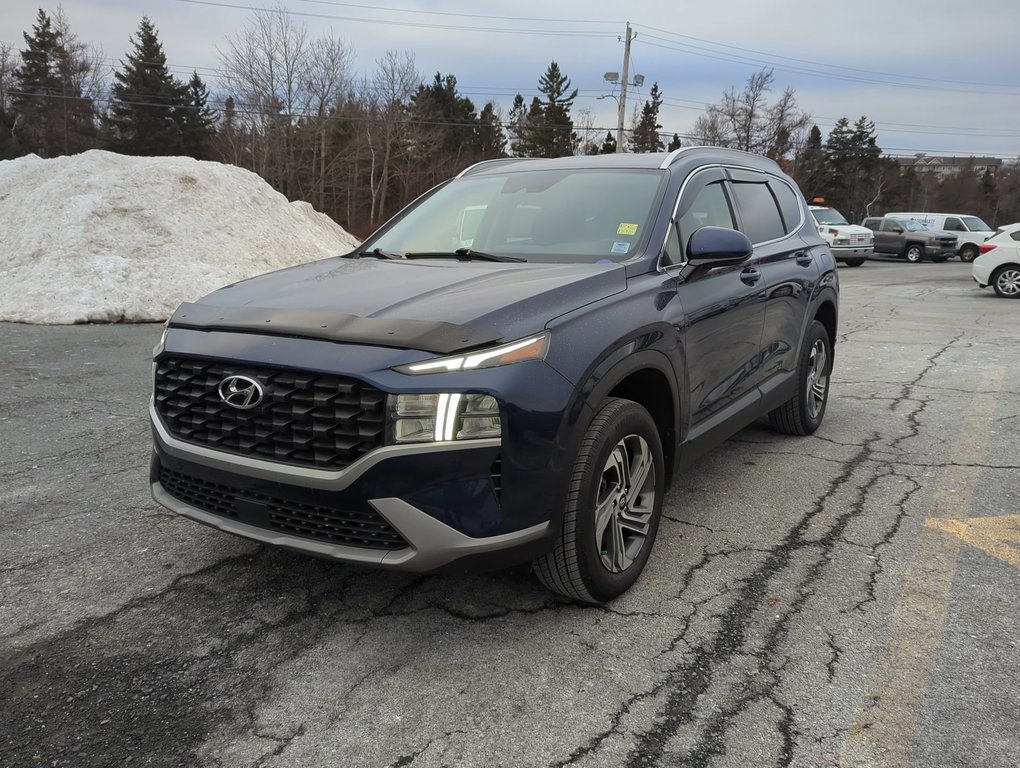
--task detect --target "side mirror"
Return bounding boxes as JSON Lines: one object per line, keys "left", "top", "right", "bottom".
{"left": 686, "top": 226, "right": 753, "bottom": 267}
{"left": 890, "top": 225, "right": 903, "bottom": 233}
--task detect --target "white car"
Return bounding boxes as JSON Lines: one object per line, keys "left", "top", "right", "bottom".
{"left": 809, "top": 206, "right": 873, "bottom": 267}
{"left": 972, "top": 223, "right": 1020, "bottom": 298}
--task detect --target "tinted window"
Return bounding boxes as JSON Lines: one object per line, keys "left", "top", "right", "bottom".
{"left": 731, "top": 181, "right": 786, "bottom": 243}
{"left": 881, "top": 219, "right": 903, "bottom": 232}
{"left": 944, "top": 217, "right": 965, "bottom": 232}
{"left": 677, "top": 181, "right": 735, "bottom": 248}
{"left": 1011, "top": 231, "right": 1020, "bottom": 242}
{"left": 770, "top": 180, "right": 803, "bottom": 233}
{"left": 862, "top": 218, "right": 880, "bottom": 231}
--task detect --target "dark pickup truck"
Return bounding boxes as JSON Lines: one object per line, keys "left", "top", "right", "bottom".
{"left": 150, "top": 148, "right": 839, "bottom": 603}
{"left": 862, "top": 216, "right": 957, "bottom": 262}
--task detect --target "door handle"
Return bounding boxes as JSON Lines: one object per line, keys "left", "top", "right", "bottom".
{"left": 795, "top": 252, "right": 813, "bottom": 267}
{"left": 740, "top": 267, "right": 761, "bottom": 285}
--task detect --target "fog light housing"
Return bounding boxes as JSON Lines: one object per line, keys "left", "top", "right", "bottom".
{"left": 387, "top": 392, "right": 501, "bottom": 444}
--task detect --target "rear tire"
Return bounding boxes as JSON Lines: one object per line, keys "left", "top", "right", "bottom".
{"left": 931, "top": 255, "right": 949, "bottom": 263}
{"left": 843, "top": 258, "right": 865, "bottom": 267}
{"left": 991, "top": 265, "right": 1020, "bottom": 298}
{"left": 533, "top": 398, "right": 664, "bottom": 604}
{"left": 904, "top": 243, "right": 924, "bottom": 263}
{"left": 768, "top": 320, "right": 831, "bottom": 436}
{"left": 959, "top": 244, "right": 979, "bottom": 263}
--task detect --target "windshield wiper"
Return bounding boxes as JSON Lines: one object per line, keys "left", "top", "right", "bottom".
{"left": 404, "top": 248, "right": 526, "bottom": 263}
{"left": 344, "top": 248, "right": 403, "bottom": 260}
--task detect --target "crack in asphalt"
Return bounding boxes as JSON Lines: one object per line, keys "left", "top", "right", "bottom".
{"left": 562, "top": 336, "right": 969, "bottom": 767}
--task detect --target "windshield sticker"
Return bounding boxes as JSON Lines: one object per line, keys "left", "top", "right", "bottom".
{"left": 611, "top": 241, "right": 631, "bottom": 254}
{"left": 617, "top": 223, "right": 639, "bottom": 236}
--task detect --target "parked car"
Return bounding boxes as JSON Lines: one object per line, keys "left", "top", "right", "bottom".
{"left": 972, "top": 223, "right": 1020, "bottom": 298}
{"left": 150, "top": 147, "right": 839, "bottom": 604}
{"left": 861, "top": 216, "right": 957, "bottom": 262}
{"left": 885, "top": 212, "right": 994, "bottom": 262}
{"left": 809, "top": 205, "right": 873, "bottom": 267}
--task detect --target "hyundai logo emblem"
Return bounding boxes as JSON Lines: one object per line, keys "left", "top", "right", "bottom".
{"left": 218, "top": 375, "right": 264, "bottom": 410}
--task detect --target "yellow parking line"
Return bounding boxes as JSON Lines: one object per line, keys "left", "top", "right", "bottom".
{"left": 838, "top": 368, "right": 1004, "bottom": 767}
{"left": 926, "top": 514, "right": 1020, "bottom": 571}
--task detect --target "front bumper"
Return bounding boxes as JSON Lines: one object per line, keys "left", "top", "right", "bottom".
{"left": 151, "top": 443, "right": 553, "bottom": 572}
{"left": 829, "top": 245, "right": 873, "bottom": 256}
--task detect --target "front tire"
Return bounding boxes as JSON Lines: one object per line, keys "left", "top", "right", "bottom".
{"left": 960, "top": 244, "right": 979, "bottom": 263}
{"left": 768, "top": 320, "right": 831, "bottom": 436}
{"left": 991, "top": 265, "right": 1020, "bottom": 298}
{"left": 931, "top": 255, "right": 949, "bottom": 263}
{"left": 843, "top": 258, "right": 865, "bottom": 267}
{"left": 533, "top": 398, "right": 664, "bottom": 604}
{"left": 904, "top": 243, "right": 924, "bottom": 262}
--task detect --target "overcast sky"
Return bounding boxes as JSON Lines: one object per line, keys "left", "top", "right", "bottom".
{"left": 4, "top": 0, "right": 1020, "bottom": 158}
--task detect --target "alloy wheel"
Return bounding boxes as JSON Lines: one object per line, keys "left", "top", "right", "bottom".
{"left": 806, "top": 339, "right": 829, "bottom": 419}
{"left": 594, "top": 434, "right": 656, "bottom": 573}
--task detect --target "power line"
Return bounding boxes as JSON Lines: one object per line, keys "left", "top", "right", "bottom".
{"left": 632, "top": 22, "right": 1020, "bottom": 90}
{"left": 173, "top": 0, "right": 618, "bottom": 38}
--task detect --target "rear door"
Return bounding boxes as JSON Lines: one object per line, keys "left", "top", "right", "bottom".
{"left": 727, "top": 169, "right": 816, "bottom": 391}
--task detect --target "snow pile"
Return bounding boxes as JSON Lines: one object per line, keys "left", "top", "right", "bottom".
{"left": 0, "top": 150, "right": 360, "bottom": 323}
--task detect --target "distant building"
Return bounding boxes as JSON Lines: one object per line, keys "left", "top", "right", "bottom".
{"left": 896, "top": 155, "right": 1002, "bottom": 179}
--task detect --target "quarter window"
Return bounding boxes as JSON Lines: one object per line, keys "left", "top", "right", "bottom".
{"left": 769, "top": 180, "right": 803, "bottom": 234}
{"left": 731, "top": 181, "right": 786, "bottom": 244}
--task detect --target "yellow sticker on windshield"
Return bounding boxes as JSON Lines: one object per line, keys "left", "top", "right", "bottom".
{"left": 617, "top": 223, "right": 638, "bottom": 236}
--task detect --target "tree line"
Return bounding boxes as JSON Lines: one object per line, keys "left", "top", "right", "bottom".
{"left": 2, "top": 7, "right": 1018, "bottom": 235}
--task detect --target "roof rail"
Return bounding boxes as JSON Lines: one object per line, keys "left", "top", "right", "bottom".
{"left": 456, "top": 158, "right": 534, "bottom": 178}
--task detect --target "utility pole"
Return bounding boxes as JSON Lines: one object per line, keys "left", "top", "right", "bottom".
{"left": 616, "top": 22, "right": 632, "bottom": 152}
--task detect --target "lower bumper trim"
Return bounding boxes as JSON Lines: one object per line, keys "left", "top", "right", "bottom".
{"left": 152, "top": 481, "right": 551, "bottom": 572}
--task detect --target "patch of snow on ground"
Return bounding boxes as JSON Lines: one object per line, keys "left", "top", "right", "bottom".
{"left": 0, "top": 150, "right": 359, "bottom": 323}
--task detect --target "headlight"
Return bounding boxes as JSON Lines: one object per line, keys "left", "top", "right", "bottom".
{"left": 387, "top": 392, "right": 501, "bottom": 443}
{"left": 395, "top": 333, "right": 550, "bottom": 375}
{"left": 833, "top": 237, "right": 850, "bottom": 245}
{"left": 153, "top": 321, "right": 169, "bottom": 358}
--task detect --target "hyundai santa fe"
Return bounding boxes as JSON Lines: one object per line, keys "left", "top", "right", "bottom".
{"left": 150, "top": 147, "right": 839, "bottom": 604}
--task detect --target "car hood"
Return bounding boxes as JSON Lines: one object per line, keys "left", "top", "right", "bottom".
{"left": 171, "top": 257, "right": 628, "bottom": 353}
{"left": 822, "top": 223, "right": 872, "bottom": 235}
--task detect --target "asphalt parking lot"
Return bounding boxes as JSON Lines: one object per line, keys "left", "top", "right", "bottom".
{"left": 1, "top": 259, "right": 1018, "bottom": 768}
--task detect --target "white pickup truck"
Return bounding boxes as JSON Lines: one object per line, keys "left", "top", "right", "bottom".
{"left": 809, "top": 206, "right": 874, "bottom": 267}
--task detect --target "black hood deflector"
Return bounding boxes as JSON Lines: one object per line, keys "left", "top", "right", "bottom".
{"left": 168, "top": 302, "right": 503, "bottom": 354}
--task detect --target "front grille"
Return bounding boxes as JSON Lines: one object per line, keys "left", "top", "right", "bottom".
{"left": 154, "top": 356, "right": 386, "bottom": 470}
{"left": 159, "top": 466, "right": 408, "bottom": 550}
{"left": 848, "top": 233, "right": 872, "bottom": 246}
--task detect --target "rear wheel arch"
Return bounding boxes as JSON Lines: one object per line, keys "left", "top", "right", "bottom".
{"left": 813, "top": 299, "right": 837, "bottom": 354}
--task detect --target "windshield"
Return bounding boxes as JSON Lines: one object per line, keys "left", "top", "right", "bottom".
{"left": 903, "top": 220, "right": 929, "bottom": 231}
{"left": 961, "top": 215, "right": 992, "bottom": 232}
{"left": 811, "top": 208, "right": 850, "bottom": 226}
{"left": 368, "top": 168, "right": 666, "bottom": 264}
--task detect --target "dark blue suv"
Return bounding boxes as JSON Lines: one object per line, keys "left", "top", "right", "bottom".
{"left": 150, "top": 147, "right": 838, "bottom": 603}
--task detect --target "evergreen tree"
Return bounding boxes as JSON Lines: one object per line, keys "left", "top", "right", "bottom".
{"left": 107, "top": 17, "right": 187, "bottom": 155}
{"left": 825, "top": 116, "right": 882, "bottom": 222}
{"left": 793, "top": 124, "right": 827, "bottom": 201}
{"left": 11, "top": 10, "right": 63, "bottom": 156}
{"left": 599, "top": 131, "right": 617, "bottom": 154}
{"left": 178, "top": 71, "right": 217, "bottom": 160}
{"left": 630, "top": 82, "right": 664, "bottom": 153}
{"left": 409, "top": 73, "right": 479, "bottom": 158}
{"left": 478, "top": 101, "right": 506, "bottom": 159}
{"left": 531, "top": 61, "right": 577, "bottom": 157}
{"left": 667, "top": 133, "right": 682, "bottom": 152}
